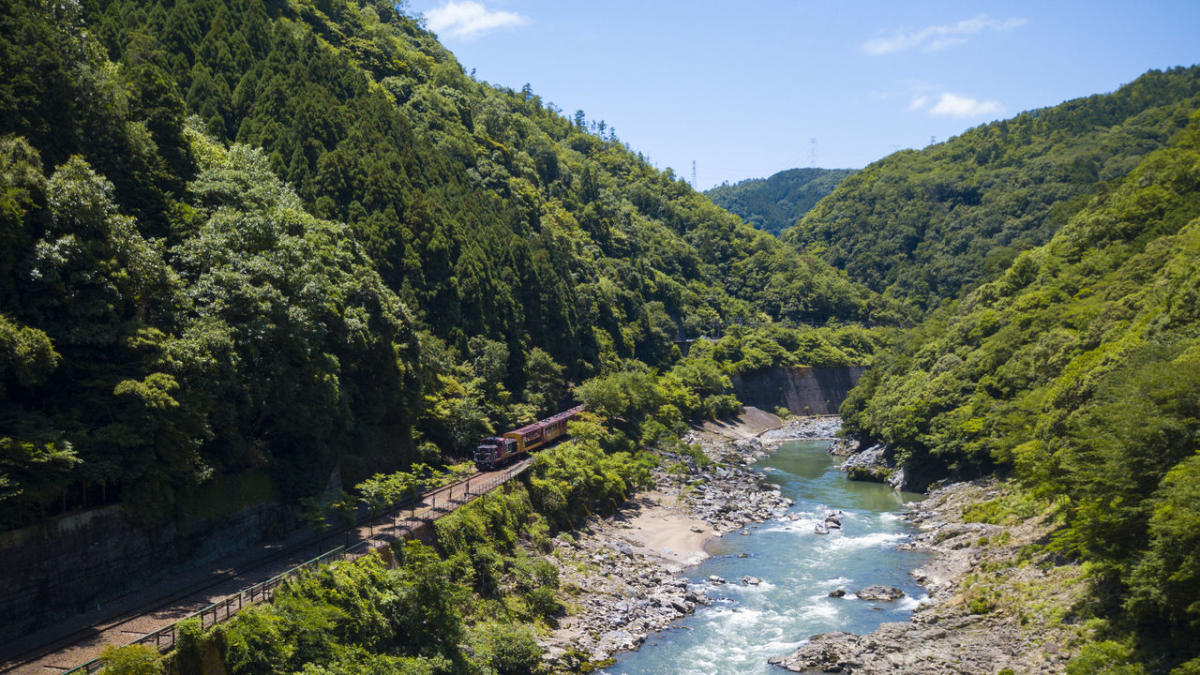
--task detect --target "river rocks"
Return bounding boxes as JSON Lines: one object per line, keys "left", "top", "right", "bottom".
{"left": 672, "top": 448, "right": 793, "bottom": 535}
{"left": 855, "top": 585, "right": 905, "bottom": 601}
{"left": 825, "top": 510, "right": 843, "bottom": 529}
{"left": 670, "top": 598, "right": 695, "bottom": 614}
{"left": 731, "top": 437, "right": 766, "bottom": 463}
{"left": 829, "top": 588, "right": 847, "bottom": 598}
{"left": 741, "top": 575, "right": 762, "bottom": 586}
{"left": 839, "top": 443, "right": 900, "bottom": 485}
{"left": 814, "top": 523, "right": 829, "bottom": 535}
{"left": 829, "top": 436, "right": 860, "bottom": 456}
{"left": 768, "top": 631, "right": 861, "bottom": 672}
{"left": 546, "top": 532, "right": 713, "bottom": 663}
{"left": 768, "top": 481, "right": 1090, "bottom": 673}
{"left": 760, "top": 416, "right": 843, "bottom": 442}
{"left": 542, "top": 423, "right": 796, "bottom": 665}
{"left": 768, "top": 619, "right": 1049, "bottom": 674}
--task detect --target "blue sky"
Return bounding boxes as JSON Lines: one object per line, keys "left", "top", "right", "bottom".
{"left": 404, "top": 0, "right": 1200, "bottom": 189}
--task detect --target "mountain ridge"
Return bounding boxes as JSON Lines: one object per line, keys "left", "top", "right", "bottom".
{"left": 705, "top": 167, "right": 856, "bottom": 236}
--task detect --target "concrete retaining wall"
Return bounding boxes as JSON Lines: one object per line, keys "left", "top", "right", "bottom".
{"left": 730, "top": 365, "right": 866, "bottom": 416}
{"left": 0, "top": 500, "right": 295, "bottom": 648}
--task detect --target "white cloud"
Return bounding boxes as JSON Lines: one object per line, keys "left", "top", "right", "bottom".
{"left": 926, "top": 37, "right": 967, "bottom": 52}
{"left": 929, "top": 93, "right": 1003, "bottom": 117}
{"left": 863, "top": 15, "right": 1027, "bottom": 56}
{"left": 425, "top": 1, "right": 527, "bottom": 39}
{"left": 908, "top": 95, "right": 928, "bottom": 111}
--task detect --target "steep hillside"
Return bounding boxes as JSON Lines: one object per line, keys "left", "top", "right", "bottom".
{"left": 705, "top": 167, "right": 855, "bottom": 236}
{"left": 0, "top": 0, "right": 891, "bottom": 531}
{"left": 786, "top": 66, "right": 1200, "bottom": 308}
{"left": 841, "top": 111, "right": 1200, "bottom": 668}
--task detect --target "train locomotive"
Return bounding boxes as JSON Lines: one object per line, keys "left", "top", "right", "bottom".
{"left": 473, "top": 405, "right": 585, "bottom": 470}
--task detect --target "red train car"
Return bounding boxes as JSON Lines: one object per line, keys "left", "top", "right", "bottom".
{"left": 474, "top": 405, "right": 585, "bottom": 470}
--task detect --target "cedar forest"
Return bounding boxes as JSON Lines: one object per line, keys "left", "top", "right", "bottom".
{"left": 0, "top": 0, "right": 1198, "bottom": 672}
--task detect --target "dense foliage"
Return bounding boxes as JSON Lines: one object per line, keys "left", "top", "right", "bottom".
{"left": 842, "top": 111, "right": 1200, "bottom": 668}
{"left": 705, "top": 167, "right": 855, "bottom": 236}
{"left": 0, "top": 0, "right": 889, "bottom": 529}
{"left": 787, "top": 66, "right": 1200, "bottom": 308}
{"left": 8, "top": 0, "right": 1199, "bottom": 670}
{"left": 101, "top": 414, "right": 659, "bottom": 675}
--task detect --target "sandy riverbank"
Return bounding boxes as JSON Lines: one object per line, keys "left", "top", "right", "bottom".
{"left": 606, "top": 491, "right": 714, "bottom": 571}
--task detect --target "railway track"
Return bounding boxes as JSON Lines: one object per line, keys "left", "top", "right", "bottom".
{"left": 0, "top": 460, "right": 532, "bottom": 674}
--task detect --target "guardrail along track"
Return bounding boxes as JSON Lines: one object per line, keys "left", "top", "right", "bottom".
{"left": 5, "top": 461, "right": 531, "bottom": 675}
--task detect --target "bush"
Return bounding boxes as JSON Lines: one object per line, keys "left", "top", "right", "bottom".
{"left": 1065, "top": 641, "right": 1146, "bottom": 675}
{"left": 466, "top": 622, "right": 544, "bottom": 674}
{"left": 100, "top": 644, "right": 163, "bottom": 675}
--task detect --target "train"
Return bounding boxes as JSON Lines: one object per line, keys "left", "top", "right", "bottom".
{"left": 473, "top": 405, "right": 586, "bottom": 470}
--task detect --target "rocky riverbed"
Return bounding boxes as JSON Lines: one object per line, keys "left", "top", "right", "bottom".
{"left": 540, "top": 411, "right": 831, "bottom": 670}
{"left": 768, "top": 480, "right": 1089, "bottom": 674}
{"left": 760, "top": 415, "right": 842, "bottom": 443}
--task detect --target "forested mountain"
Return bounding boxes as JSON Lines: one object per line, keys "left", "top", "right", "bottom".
{"left": 786, "top": 67, "right": 1200, "bottom": 308}
{"left": 0, "top": 0, "right": 891, "bottom": 530}
{"left": 841, "top": 110, "right": 1200, "bottom": 667}
{"left": 7, "top": 0, "right": 1200, "bottom": 668}
{"left": 704, "top": 167, "right": 855, "bottom": 236}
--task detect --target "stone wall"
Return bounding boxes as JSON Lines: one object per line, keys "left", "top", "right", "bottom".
{"left": 0, "top": 499, "right": 296, "bottom": 648}
{"left": 729, "top": 366, "right": 866, "bottom": 416}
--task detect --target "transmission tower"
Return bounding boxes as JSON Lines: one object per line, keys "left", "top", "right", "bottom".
{"left": 691, "top": 160, "right": 697, "bottom": 187}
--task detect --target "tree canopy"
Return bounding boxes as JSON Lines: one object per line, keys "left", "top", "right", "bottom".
{"left": 0, "top": 0, "right": 890, "bottom": 529}
{"left": 706, "top": 167, "right": 855, "bottom": 236}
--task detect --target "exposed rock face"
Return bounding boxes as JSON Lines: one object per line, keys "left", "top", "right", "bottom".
{"left": 768, "top": 621, "right": 1035, "bottom": 674}
{"left": 729, "top": 366, "right": 866, "bottom": 416}
{"left": 768, "top": 631, "right": 862, "bottom": 672}
{"left": 839, "top": 443, "right": 905, "bottom": 488}
{"left": 829, "top": 437, "right": 860, "bottom": 456}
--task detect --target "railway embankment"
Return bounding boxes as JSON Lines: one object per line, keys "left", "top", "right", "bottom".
{"left": 1, "top": 463, "right": 528, "bottom": 674}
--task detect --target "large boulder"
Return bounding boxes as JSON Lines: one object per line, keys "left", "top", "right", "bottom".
{"left": 768, "top": 631, "right": 861, "bottom": 672}
{"left": 840, "top": 443, "right": 894, "bottom": 484}
{"left": 855, "top": 585, "right": 905, "bottom": 601}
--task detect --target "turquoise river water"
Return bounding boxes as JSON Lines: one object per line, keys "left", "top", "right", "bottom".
{"left": 605, "top": 439, "right": 927, "bottom": 674}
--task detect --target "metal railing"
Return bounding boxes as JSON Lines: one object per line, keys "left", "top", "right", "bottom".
{"left": 61, "top": 460, "right": 532, "bottom": 674}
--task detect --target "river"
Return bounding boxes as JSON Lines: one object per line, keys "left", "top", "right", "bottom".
{"left": 605, "top": 439, "right": 927, "bottom": 674}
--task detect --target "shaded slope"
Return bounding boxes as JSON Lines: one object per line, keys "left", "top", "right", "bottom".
{"left": 706, "top": 167, "right": 855, "bottom": 236}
